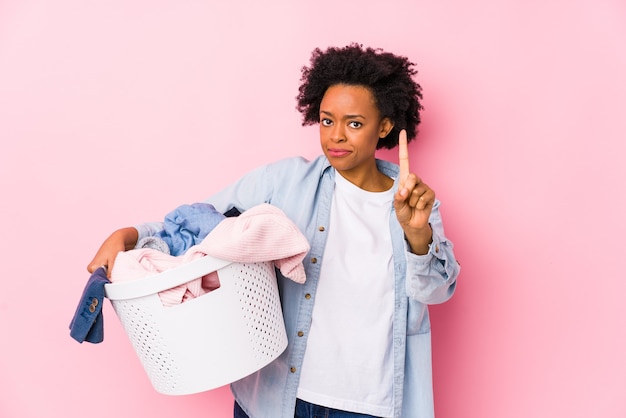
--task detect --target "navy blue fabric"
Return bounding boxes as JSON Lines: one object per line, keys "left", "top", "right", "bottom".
{"left": 223, "top": 206, "right": 242, "bottom": 218}
{"left": 233, "top": 401, "right": 249, "bottom": 418}
{"left": 294, "top": 399, "right": 381, "bottom": 418}
{"left": 233, "top": 400, "right": 381, "bottom": 418}
{"left": 69, "top": 267, "right": 109, "bottom": 344}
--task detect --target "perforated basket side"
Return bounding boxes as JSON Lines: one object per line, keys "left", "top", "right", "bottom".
{"left": 232, "top": 262, "right": 288, "bottom": 364}
{"left": 111, "top": 297, "right": 182, "bottom": 393}
{"left": 108, "top": 260, "right": 288, "bottom": 395}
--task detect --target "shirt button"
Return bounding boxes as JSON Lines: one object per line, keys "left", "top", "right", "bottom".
{"left": 318, "top": 226, "right": 325, "bottom": 232}
{"left": 91, "top": 298, "right": 99, "bottom": 307}
{"left": 290, "top": 367, "right": 297, "bottom": 373}
{"left": 297, "top": 331, "right": 304, "bottom": 337}
{"left": 435, "top": 245, "right": 440, "bottom": 253}
{"left": 304, "top": 293, "right": 311, "bottom": 300}
{"left": 310, "top": 257, "right": 317, "bottom": 264}
{"left": 88, "top": 304, "right": 96, "bottom": 313}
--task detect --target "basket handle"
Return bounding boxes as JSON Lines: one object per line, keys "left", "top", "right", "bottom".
{"left": 104, "top": 255, "right": 232, "bottom": 300}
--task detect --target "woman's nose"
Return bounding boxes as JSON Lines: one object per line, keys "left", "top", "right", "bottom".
{"left": 330, "top": 125, "right": 346, "bottom": 142}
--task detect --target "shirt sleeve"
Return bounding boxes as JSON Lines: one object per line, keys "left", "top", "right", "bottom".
{"left": 202, "top": 163, "right": 273, "bottom": 214}
{"left": 134, "top": 221, "right": 165, "bottom": 243}
{"left": 405, "top": 200, "right": 460, "bottom": 304}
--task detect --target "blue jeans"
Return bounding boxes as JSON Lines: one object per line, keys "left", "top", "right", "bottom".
{"left": 234, "top": 399, "right": 381, "bottom": 418}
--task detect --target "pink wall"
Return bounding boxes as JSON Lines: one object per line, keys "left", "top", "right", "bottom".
{"left": 1, "top": 1, "right": 625, "bottom": 417}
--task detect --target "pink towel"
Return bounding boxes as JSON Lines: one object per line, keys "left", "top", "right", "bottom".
{"left": 190, "top": 203, "right": 310, "bottom": 284}
{"left": 110, "top": 204, "right": 309, "bottom": 307}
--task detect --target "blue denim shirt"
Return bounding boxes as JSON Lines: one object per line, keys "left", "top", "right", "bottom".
{"left": 136, "top": 156, "right": 459, "bottom": 418}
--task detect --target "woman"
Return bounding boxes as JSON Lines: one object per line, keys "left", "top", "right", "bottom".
{"left": 88, "top": 43, "right": 460, "bottom": 418}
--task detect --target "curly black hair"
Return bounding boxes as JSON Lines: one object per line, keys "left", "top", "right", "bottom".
{"left": 296, "top": 43, "right": 423, "bottom": 150}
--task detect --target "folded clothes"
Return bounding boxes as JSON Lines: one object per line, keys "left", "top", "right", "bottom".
{"left": 69, "top": 267, "right": 109, "bottom": 344}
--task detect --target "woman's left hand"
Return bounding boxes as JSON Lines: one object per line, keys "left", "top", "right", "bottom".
{"left": 393, "top": 130, "right": 434, "bottom": 255}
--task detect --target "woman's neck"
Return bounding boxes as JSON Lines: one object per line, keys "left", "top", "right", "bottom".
{"left": 336, "top": 166, "right": 393, "bottom": 192}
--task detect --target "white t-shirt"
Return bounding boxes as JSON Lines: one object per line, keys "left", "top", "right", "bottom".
{"left": 297, "top": 172, "right": 395, "bottom": 417}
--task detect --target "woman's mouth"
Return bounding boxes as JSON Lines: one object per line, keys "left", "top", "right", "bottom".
{"left": 327, "top": 148, "right": 351, "bottom": 158}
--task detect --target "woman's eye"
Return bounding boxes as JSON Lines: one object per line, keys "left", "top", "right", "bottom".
{"left": 321, "top": 118, "right": 332, "bottom": 126}
{"left": 348, "top": 121, "right": 362, "bottom": 128}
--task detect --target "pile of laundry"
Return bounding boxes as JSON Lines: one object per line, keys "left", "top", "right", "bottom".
{"left": 70, "top": 203, "right": 309, "bottom": 344}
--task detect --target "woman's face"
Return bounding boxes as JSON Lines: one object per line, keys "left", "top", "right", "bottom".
{"left": 319, "top": 84, "right": 392, "bottom": 185}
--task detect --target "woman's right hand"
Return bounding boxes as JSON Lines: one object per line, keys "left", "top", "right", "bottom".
{"left": 87, "top": 227, "right": 138, "bottom": 277}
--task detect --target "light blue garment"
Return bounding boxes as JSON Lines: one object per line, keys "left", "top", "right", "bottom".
{"left": 156, "top": 202, "right": 225, "bottom": 256}
{"left": 135, "top": 156, "right": 460, "bottom": 418}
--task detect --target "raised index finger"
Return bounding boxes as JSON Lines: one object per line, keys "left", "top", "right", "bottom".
{"left": 398, "top": 129, "right": 410, "bottom": 186}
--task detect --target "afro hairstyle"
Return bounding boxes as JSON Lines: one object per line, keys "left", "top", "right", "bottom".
{"left": 296, "top": 43, "right": 423, "bottom": 150}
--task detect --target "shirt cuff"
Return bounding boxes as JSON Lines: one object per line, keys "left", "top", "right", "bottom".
{"left": 405, "top": 232, "right": 445, "bottom": 263}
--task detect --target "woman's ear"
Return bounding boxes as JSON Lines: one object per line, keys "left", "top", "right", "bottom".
{"left": 379, "top": 118, "right": 394, "bottom": 138}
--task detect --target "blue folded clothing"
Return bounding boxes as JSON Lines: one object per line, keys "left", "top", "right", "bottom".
{"left": 156, "top": 203, "right": 226, "bottom": 256}
{"left": 69, "top": 267, "right": 109, "bottom": 344}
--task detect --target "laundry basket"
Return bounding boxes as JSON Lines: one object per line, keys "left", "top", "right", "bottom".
{"left": 104, "top": 255, "right": 288, "bottom": 395}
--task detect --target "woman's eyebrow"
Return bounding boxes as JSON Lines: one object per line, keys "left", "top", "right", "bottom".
{"left": 320, "top": 110, "right": 365, "bottom": 119}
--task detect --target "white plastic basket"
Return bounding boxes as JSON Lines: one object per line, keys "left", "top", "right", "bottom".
{"left": 104, "top": 255, "right": 288, "bottom": 395}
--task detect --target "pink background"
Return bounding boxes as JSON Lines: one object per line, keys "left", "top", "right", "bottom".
{"left": 1, "top": 1, "right": 625, "bottom": 417}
